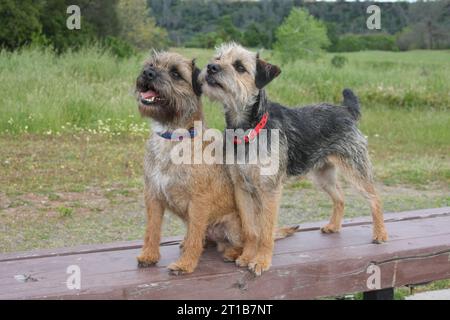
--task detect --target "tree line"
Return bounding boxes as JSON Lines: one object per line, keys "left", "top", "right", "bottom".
{"left": 0, "top": 0, "right": 168, "bottom": 56}
{"left": 1, "top": 0, "right": 449, "bottom": 55}
{"left": 149, "top": 0, "right": 450, "bottom": 51}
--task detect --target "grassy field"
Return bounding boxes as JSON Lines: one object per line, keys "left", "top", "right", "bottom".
{"left": 1, "top": 47, "right": 449, "bottom": 133}
{"left": 1, "top": 47, "right": 449, "bottom": 299}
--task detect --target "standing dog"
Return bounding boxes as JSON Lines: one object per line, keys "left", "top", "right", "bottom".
{"left": 135, "top": 51, "right": 296, "bottom": 274}
{"left": 200, "top": 43, "right": 388, "bottom": 275}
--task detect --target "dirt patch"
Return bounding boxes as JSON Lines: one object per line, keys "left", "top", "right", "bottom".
{"left": 0, "top": 181, "right": 448, "bottom": 253}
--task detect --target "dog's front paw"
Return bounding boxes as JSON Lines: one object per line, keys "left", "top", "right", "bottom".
{"left": 321, "top": 223, "right": 340, "bottom": 234}
{"left": 235, "top": 254, "right": 252, "bottom": 268}
{"left": 137, "top": 252, "right": 160, "bottom": 268}
{"left": 248, "top": 256, "right": 272, "bottom": 276}
{"left": 167, "top": 260, "right": 196, "bottom": 275}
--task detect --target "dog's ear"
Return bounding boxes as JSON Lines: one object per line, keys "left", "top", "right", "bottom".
{"left": 255, "top": 58, "right": 281, "bottom": 89}
{"left": 191, "top": 59, "right": 202, "bottom": 97}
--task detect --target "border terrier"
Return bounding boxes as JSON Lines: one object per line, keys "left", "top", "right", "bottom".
{"left": 200, "top": 43, "right": 388, "bottom": 275}
{"left": 135, "top": 51, "right": 297, "bottom": 274}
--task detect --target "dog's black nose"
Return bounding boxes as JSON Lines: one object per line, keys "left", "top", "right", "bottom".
{"left": 207, "top": 64, "right": 221, "bottom": 75}
{"left": 143, "top": 67, "right": 156, "bottom": 80}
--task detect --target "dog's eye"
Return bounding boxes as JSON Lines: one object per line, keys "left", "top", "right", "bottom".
{"left": 170, "top": 70, "right": 181, "bottom": 80}
{"left": 233, "top": 62, "right": 246, "bottom": 73}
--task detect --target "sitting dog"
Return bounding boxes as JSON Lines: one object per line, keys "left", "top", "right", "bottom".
{"left": 135, "top": 51, "right": 297, "bottom": 274}
{"left": 200, "top": 43, "right": 388, "bottom": 275}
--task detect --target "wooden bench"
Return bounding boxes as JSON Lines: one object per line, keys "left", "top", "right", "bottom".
{"left": 1, "top": 207, "right": 449, "bottom": 300}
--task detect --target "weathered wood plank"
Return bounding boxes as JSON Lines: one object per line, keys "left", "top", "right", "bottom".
{"left": 2, "top": 206, "right": 449, "bottom": 262}
{"left": 1, "top": 207, "right": 449, "bottom": 300}
{"left": 0, "top": 236, "right": 182, "bottom": 263}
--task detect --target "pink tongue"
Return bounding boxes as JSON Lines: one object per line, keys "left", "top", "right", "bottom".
{"left": 141, "top": 90, "right": 158, "bottom": 99}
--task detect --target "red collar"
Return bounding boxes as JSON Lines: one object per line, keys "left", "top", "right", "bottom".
{"left": 233, "top": 112, "right": 269, "bottom": 145}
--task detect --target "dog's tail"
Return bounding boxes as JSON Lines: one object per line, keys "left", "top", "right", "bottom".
{"left": 342, "top": 88, "right": 361, "bottom": 121}
{"left": 274, "top": 225, "right": 300, "bottom": 240}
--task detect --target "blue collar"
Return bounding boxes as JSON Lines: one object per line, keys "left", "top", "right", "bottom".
{"left": 156, "top": 127, "right": 197, "bottom": 141}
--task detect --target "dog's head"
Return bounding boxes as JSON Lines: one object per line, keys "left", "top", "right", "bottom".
{"left": 200, "top": 42, "right": 281, "bottom": 114}
{"left": 136, "top": 51, "right": 202, "bottom": 125}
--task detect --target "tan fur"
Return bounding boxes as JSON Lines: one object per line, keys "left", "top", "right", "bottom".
{"left": 199, "top": 44, "right": 289, "bottom": 275}
{"left": 136, "top": 52, "right": 297, "bottom": 274}
{"left": 198, "top": 44, "right": 285, "bottom": 275}
{"left": 324, "top": 155, "right": 388, "bottom": 242}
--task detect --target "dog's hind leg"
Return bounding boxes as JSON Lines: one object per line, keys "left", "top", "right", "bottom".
{"left": 222, "top": 245, "right": 244, "bottom": 262}
{"left": 311, "top": 162, "right": 345, "bottom": 234}
{"left": 360, "top": 181, "right": 388, "bottom": 243}
{"left": 330, "top": 154, "right": 388, "bottom": 244}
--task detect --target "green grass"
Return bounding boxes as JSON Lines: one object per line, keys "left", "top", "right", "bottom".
{"left": 3, "top": 46, "right": 447, "bottom": 186}
{"left": 1, "top": 47, "right": 449, "bottom": 134}
{"left": 1, "top": 46, "right": 448, "bottom": 186}
{"left": 57, "top": 206, "right": 74, "bottom": 218}
{"left": 0, "top": 47, "right": 145, "bottom": 134}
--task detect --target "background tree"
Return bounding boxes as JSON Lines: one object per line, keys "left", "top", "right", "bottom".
{"left": 39, "top": 0, "right": 99, "bottom": 53}
{"left": 185, "top": 15, "right": 242, "bottom": 48}
{"left": 117, "top": 0, "right": 169, "bottom": 50}
{"left": 397, "top": 0, "right": 450, "bottom": 50}
{"left": 325, "top": 22, "right": 339, "bottom": 52}
{"left": 274, "top": 8, "right": 330, "bottom": 62}
{"left": 147, "top": 0, "right": 448, "bottom": 51}
{"left": 243, "top": 22, "right": 269, "bottom": 48}
{"left": 1, "top": 0, "right": 448, "bottom": 52}
{"left": 0, "top": 0, "right": 42, "bottom": 50}
{"left": 0, "top": 0, "right": 121, "bottom": 52}
{"left": 82, "top": 0, "right": 121, "bottom": 38}
{"left": 216, "top": 15, "right": 242, "bottom": 44}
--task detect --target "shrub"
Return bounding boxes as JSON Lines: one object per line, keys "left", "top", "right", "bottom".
{"left": 334, "top": 34, "right": 365, "bottom": 52}
{"left": 331, "top": 55, "right": 348, "bottom": 68}
{"left": 396, "top": 27, "right": 417, "bottom": 51}
{"left": 334, "top": 34, "right": 399, "bottom": 52}
{"left": 103, "top": 36, "right": 135, "bottom": 59}
{"left": 186, "top": 32, "right": 222, "bottom": 49}
{"left": 364, "top": 34, "right": 399, "bottom": 51}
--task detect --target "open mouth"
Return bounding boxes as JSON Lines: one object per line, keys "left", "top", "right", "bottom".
{"left": 139, "top": 89, "right": 165, "bottom": 106}
{"left": 206, "top": 75, "right": 223, "bottom": 89}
